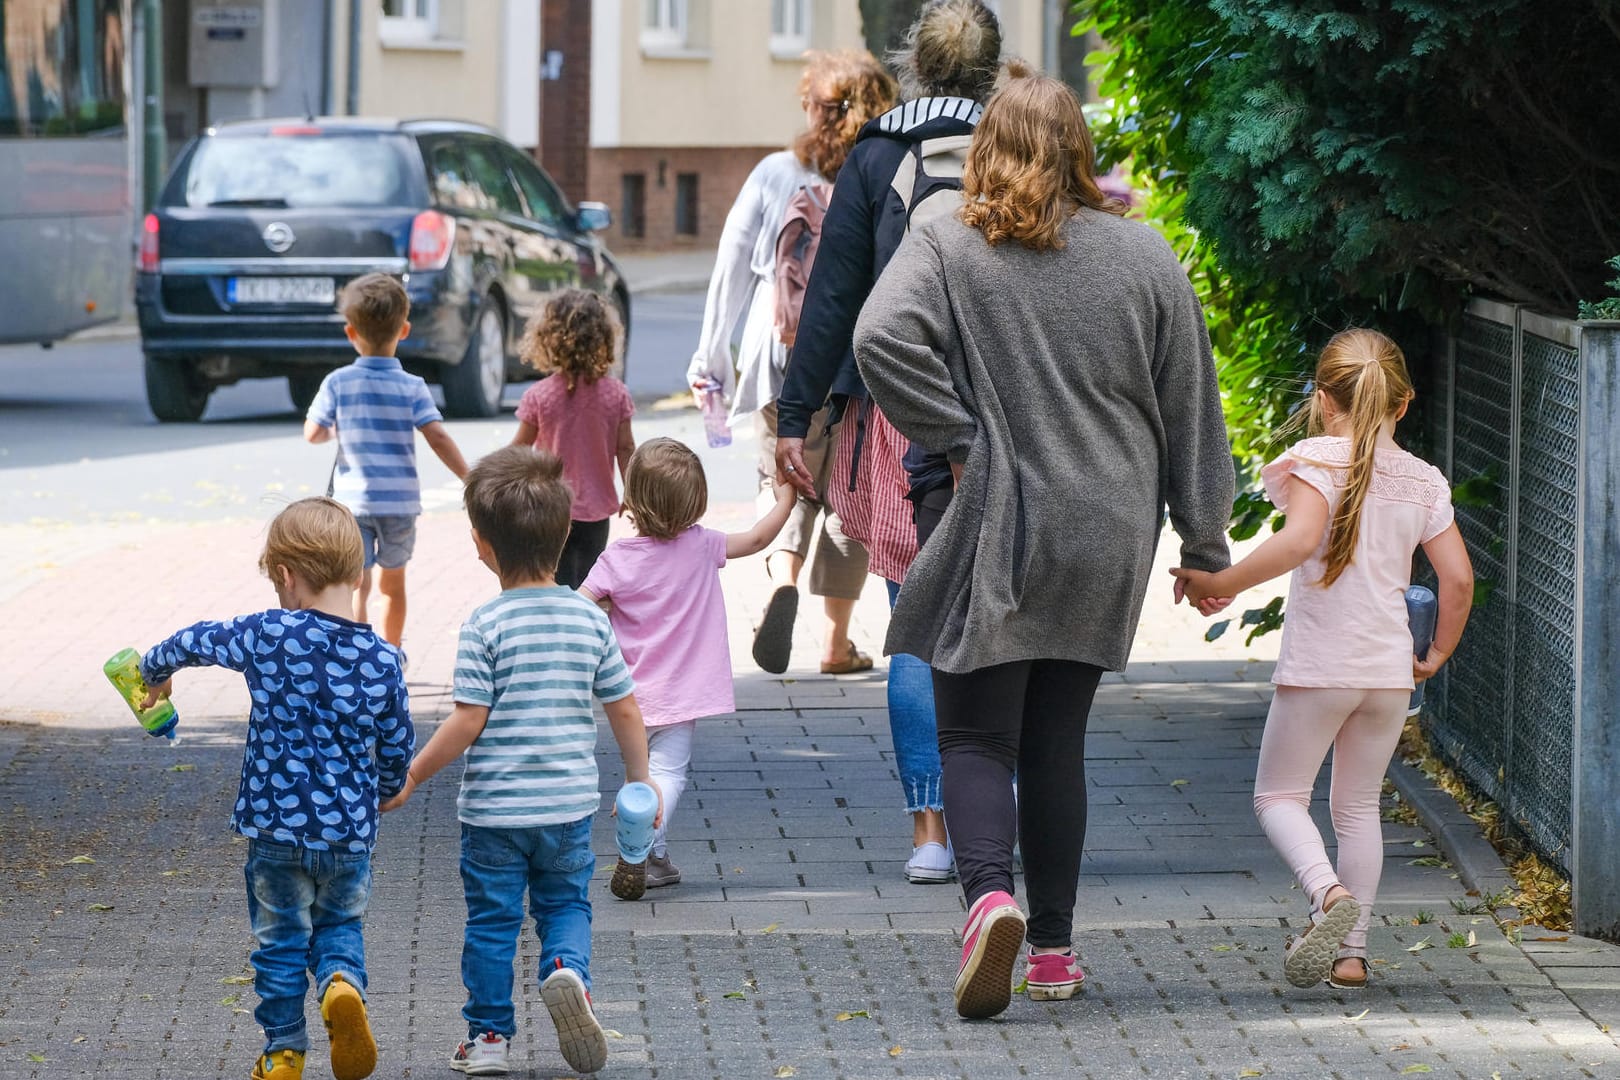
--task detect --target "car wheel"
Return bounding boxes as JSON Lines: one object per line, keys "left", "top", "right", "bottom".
{"left": 287, "top": 372, "right": 325, "bottom": 415}
{"left": 611, "top": 289, "right": 631, "bottom": 383}
{"left": 443, "top": 298, "right": 506, "bottom": 418}
{"left": 144, "top": 354, "right": 211, "bottom": 422}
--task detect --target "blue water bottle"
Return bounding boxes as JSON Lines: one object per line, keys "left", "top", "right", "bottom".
{"left": 614, "top": 782, "right": 658, "bottom": 864}
{"left": 1406, "top": 585, "right": 1438, "bottom": 717}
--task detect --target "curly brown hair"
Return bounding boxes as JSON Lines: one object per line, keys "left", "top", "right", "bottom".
{"left": 960, "top": 61, "right": 1125, "bottom": 252}
{"left": 520, "top": 289, "right": 621, "bottom": 391}
{"left": 793, "top": 50, "right": 897, "bottom": 181}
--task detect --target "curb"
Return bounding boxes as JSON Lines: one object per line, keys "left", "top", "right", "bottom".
{"left": 1386, "top": 756, "right": 1520, "bottom": 913}
{"left": 629, "top": 274, "right": 711, "bottom": 296}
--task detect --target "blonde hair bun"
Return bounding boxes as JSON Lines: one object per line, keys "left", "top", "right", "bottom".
{"left": 893, "top": 0, "right": 1002, "bottom": 102}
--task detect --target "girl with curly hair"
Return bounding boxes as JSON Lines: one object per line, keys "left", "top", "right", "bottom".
{"left": 688, "top": 49, "right": 896, "bottom": 680}
{"left": 512, "top": 289, "right": 635, "bottom": 588}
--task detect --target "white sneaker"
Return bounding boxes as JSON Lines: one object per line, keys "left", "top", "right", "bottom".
{"left": 541, "top": 962, "right": 609, "bottom": 1074}
{"left": 906, "top": 840, "right": 957, "bottom": 884}
{"left": 451, "top": 1031, "right": 509, "bottom": 1075}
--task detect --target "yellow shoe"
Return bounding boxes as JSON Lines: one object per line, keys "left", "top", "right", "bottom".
{"left": 251, "top": 1049, "right": 304, "bottom": 1080}
{"left": 320, "top": 973, "right": 378, "bottom": 1080}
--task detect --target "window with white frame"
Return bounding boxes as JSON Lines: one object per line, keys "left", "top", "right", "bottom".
{"left": 642, "top": 0, "right": 688, "bottom": 50}
{"left": 771, "top": 0, "right": 811, "bottom": 57}
{"left": 380, "top": 0, "right": 439, "bottom": 45}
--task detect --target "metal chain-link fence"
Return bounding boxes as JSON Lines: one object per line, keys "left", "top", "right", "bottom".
{"left": 1423, "top": 302, "right": 1581, "bottom": 870}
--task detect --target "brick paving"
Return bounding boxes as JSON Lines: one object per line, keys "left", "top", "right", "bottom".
{"left": 2, "top": 508, "right": 1618, "bottom": 1078}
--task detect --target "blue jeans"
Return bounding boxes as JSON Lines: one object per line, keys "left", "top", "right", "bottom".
{"left": 244, "top": 838, "right": 372, "bottom": 1054}
{"left": 886, "top": 579, "right": 943, "bottom": 813}
{"left": 460, "top": 816, "right": 596, "bottom": 1039}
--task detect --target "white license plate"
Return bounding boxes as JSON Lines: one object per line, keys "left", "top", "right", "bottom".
{"left": 228, "top": 276, "right": 336, "bottom": 305}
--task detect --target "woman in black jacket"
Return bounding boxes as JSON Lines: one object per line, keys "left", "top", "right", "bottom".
{"left": 774, "top": 0, "right": 1002, "bottom": 887}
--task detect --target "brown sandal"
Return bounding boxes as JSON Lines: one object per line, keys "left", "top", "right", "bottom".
{"left": 1328, "top": 954, "right": 1369, "bottom": 989}
{"left": 820, "top": 643, "right": 874, "bottom": 675}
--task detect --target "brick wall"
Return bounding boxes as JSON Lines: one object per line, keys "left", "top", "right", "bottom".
{"left": 588, "top": 145, "right": 783, "bottom": 251}
{"left": 537, "top": 0, "right": 591, "bottom": 203}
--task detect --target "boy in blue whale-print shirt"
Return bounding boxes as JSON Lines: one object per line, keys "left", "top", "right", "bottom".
{"left": 140, "top": 497, "right": 413, "bottom": 1080}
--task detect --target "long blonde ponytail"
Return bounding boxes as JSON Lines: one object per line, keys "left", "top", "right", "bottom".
{"left": 1306, "top": 329, "right": 1413, "bottom": 587}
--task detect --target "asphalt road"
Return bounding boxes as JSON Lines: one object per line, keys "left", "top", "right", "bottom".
{"left": 0, "top": 290, "right": 769, "bottom": 527}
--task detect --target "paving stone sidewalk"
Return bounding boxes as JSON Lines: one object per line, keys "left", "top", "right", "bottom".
{"left": 2, "top": 511, "right": 1618, "bottom": 1079}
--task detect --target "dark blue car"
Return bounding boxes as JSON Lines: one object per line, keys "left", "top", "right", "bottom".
{"left": 136, "top": 118, "right": 626, "bottom": 421}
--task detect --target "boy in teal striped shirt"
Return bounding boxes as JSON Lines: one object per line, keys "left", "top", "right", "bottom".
{"left": 381, "top": 446, "right": 658, "bottom": 1076}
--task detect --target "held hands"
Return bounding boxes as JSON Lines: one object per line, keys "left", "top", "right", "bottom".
{"left": 1168, "top": 568, "right": 1235, "bottom": 618}
{"left": 776, "top": 437, "right": 817, "bottom": 500}
{"left": 140, "top": 678, "right": 174, "bottom": 711}
{"left": 379, "top": 772, "right": 419, "bottom": 813}
{"left": 1414, "top": 648, "right": 1451, "bottom": 684}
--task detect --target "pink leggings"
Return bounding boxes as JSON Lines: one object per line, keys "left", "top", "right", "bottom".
{"left": 1253, "top": 686, "right": 1408, "bottom": 953}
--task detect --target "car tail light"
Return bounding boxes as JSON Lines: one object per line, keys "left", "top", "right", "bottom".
{"left": 138, "top": 213, "right": 160, "bottom": 272}
{"left": 408, "top": 210, "right": 455, "bottom": 271}
{"left": 269, "top": 125, "right": 323, "bottom": 136}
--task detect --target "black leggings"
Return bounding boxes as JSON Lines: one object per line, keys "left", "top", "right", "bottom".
{"left": 934, "top": 658, "right": 1103, "bottom": 947}
{"left": 557, "top": 518, "right": 610, "bottom": 589}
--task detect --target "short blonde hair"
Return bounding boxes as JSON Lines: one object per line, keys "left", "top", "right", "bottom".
{"left": 622, "top": 438, "right": 707, "bottom": 541}
{"left": 259, "top": 497, "right": 364, "bottom": 589}
{"left": 960, "top": 61, "right": 1125, "bottom": 251}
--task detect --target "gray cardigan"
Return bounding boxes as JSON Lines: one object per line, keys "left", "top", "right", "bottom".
{"left": 853, "top": 209, "right": 1235, "bottom": 674}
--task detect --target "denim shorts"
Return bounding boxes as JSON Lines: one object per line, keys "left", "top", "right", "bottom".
{"left": 355, "top": 514, "right": 417, "bottom": 569}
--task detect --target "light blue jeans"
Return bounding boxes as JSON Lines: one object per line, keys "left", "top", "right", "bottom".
{"left": 886, "top": 579, "right": 943, "bottom": 813}
{"left": 244, "top": 838, "right": 372, "bottom": 1054}
{"left": 460, "top": 816, "right": 596, "bottom": 1039}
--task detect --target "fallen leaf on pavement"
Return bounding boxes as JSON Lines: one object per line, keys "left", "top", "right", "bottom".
{"left": 1238, "top": 1070, "right": 1263, "bottom": 1078}
{"left": 1012, "top": 979, "right": 1028, "bottom": 995}
{"left": 1467, "top": 930, "right": 1477, "bottom": 947}
{"left": 835, "top": 1010, "right": 870, "bottom": 1021}
{"left": 1401, "top": 1066, "right": 1433, "bottom": 1074}
{"left": 602, "top": 1029, "right": 624, "bottom": 1039}
{"left": 167, "top": 764, "right": 195, "bottom": 772}
{"left": 1212, "top": 944, "right": 1234, "bottom": 952}
{"left": 774, "top": 1068, "right": 796, "bottom": 1078}
{"left": 1405, "top": 937, "right": 1433, "bottom": 953}
{"left": 221, "top": 975, "right": 253, "bottom": 985}
{"left": 87, "top": 903, "right": 114, "bottom": 912}
{"left": 220, "top": 994, "right": 240, "bottom": 1006}
{"left": 1391, "top": 1043, "right": 1412, "bottom": 1051}
{"left": 1529, "top": 936, "right": 1569, "bottom": 942}
{"left": 26, "top": 1053, "right": 45, "bottom": 1063}
{"left": 64, "top": 855, "right": 95, "bottom": 865}
{"left": 722, "top": 992, "right": 746, "bottom": 1000}
{"left": 889, "top": 1046, "right": 903, "bottom": 1057}
{"left": 1170, "top": 779, "right": 1190, "bottom": 788}
{"left": 761, "top": 923, "right": 779, "bottom": 934}
{"left": 1344, "top": 1008, "right": 1370, "bottom": 1022}
{"left": 72, "top": 1036, "right": 86, "bottom": 1045}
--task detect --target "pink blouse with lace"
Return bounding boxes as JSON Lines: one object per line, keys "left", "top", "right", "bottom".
{"left": 1262, "top": 436, "right": 1455, "bottom": 689}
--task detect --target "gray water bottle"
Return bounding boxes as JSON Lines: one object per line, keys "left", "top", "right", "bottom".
{"left": 1407, "top": 585, "right": 1438, "bottom": 717}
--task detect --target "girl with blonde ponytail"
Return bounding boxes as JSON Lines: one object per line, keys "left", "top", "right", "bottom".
{"left": 1172, "top": 328, "right": 1474, "bottom": 991}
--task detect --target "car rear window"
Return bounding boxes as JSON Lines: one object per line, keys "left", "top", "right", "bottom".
{"left": 179, "top": 134, "right": 418, "bottom": 209}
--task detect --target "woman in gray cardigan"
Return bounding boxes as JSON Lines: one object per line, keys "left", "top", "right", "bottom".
{"left": 853, "top": 66, "right": 1236, "bottom": 1020}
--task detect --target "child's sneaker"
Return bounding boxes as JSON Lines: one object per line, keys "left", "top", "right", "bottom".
{"left": 450, "top": 1032, "right": 510, "bottom": 1075}
{"left": 645, "top": 852, "right": 682, "bottom": 888}
{"left": 541, "top": 960, "right": 609, "bottom": 1074}
{"left": 251, "top": 1049, "right": 305, "bottom": 1080}
{"left": 1025, "top": 948, "right": 1085, "bottom": 1001}
{"left": 319, "top": 973, "right": 377, "bottom": 1080}
{"left": 954, "top": 890, "right": 1026, "bottom": 1019}
{"left": 611, "top": 857, "right": 647, "bottom": 900}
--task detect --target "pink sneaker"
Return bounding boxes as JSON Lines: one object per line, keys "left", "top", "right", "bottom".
{"left": 1025, "top": 948, "right": 1085, "bottom": 1001}
{"left": 954, "top": 890, "right": 1026, "bottom": 1019}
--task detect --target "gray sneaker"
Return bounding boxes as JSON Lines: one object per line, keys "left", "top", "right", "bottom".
{"left": 646, "top": 853, "right": 682, "bottom": 888}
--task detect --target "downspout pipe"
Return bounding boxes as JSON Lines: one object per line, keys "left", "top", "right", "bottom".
{"left": 345, "top": 0, "right": 361, "bottom": 115}
{"left": 140, "top": 0, "right": 165, "bottom": 213}
{"left": 320, "top": 0, "right": 335, "bottom": 116}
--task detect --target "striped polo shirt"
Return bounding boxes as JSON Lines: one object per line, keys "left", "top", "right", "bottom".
{"left": 306, "top": 356, "right": 442, "bottom": 516}
{"left": 453, "top": 587, "right": 635, "bottom": 828}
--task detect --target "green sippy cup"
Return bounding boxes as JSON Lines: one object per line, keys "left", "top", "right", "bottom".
{"left": 103, "top": 648, "right": 179, "bottom": 742}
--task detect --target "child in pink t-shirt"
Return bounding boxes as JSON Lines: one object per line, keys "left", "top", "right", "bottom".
{"left": 513, "top": 290, "right": 635, "bottom": 588}
{"left": 1173, "top": 329, "right": 1474, "bottom": 991}
{"left": 582, "top": 437, "right": 796, "bottom": 898}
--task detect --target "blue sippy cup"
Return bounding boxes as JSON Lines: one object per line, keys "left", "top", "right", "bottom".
{"left": 615, "top": 782, "right": 659, "bottom": 864}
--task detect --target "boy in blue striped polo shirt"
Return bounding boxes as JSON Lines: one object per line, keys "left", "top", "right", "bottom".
{"left": 304, "top": 273, "right": 468, "bottom": 647}
{"left": 379, "top": 445, "right": 659, "bottom": 1076}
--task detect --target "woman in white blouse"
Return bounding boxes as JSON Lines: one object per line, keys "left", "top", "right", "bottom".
{"left": 687, "top": 50, "right": 895, "bottom": 676}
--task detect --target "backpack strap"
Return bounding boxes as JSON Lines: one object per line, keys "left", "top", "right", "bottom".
{"left": 918, "top": 135, "right": 972, "bottom": 179}
{"left": 890, "top": 144, "right": 923, "bottom": 213}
